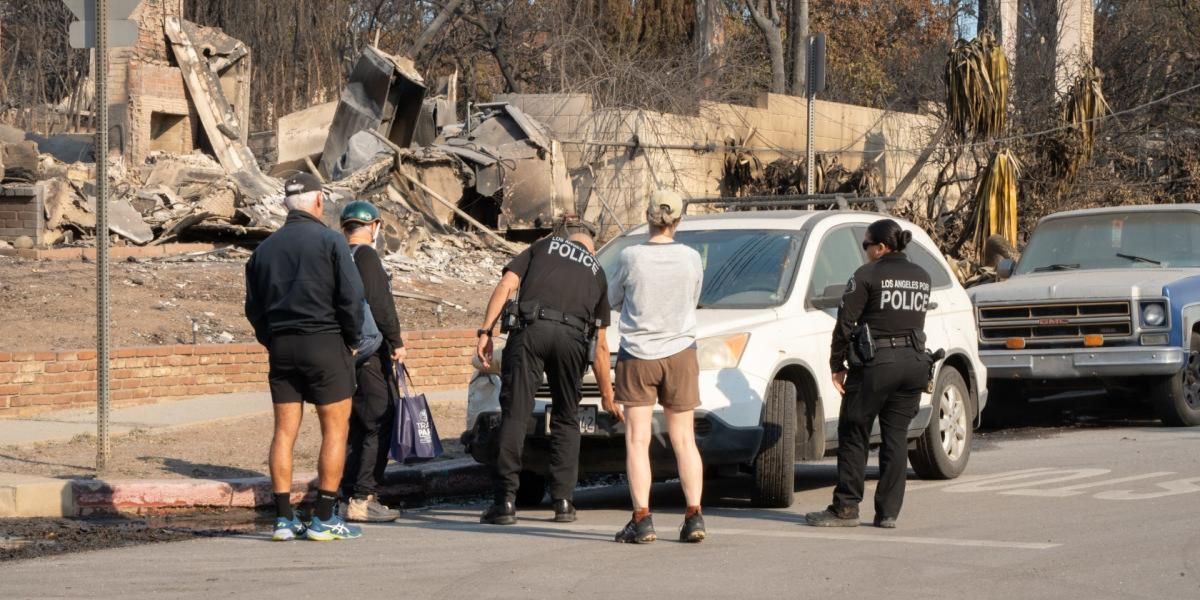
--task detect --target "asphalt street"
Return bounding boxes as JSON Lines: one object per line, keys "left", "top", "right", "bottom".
{"left": 3, "top": 423, "right": 1199, "bottom": 600}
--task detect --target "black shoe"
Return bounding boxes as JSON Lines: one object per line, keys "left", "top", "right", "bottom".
{"left": 679, "top": 513, "right": 706, "bottom": 543}
{"left": 873, "top": 516, "right": 897, "bottom": 529}
{"left": 804, "top": 506, "right": 859, "bottom": 527}
{"left": 480, "top": 501, "right": 517, "bottom": 525}
{"left": 552, "top": 499, "right": 576, "bottom": 523}
{"left": 615, "top": 514, "right": 657, "bottom": 544}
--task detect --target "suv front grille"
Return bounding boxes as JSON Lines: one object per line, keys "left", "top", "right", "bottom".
{"left": 978, "top": 301, "right": 1133, "bottom": 344}
{"left": 537, "top": 382, "right": 602, "bottom": 398}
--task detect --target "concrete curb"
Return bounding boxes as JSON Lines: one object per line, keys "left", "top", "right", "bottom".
{"left": 0, "top": 457, "right": 489, "bottom": 517}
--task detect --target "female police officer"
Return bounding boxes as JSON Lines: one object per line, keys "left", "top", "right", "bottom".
{"left": 805, "top": 219, "right": 933, "bottom": 529}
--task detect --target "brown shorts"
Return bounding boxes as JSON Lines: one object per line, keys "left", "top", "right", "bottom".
{"left": 615, "top": 347, "right": 701, "bottom": 410}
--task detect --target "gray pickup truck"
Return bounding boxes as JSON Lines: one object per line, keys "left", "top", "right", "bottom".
{"left": 969, "top": 204, "right": 1200, "bottom": 426}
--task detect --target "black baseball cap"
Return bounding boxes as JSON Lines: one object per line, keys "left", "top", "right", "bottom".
{"left": 283, "top": 172, "right": 324, "bottom": 197}
{"left": 560, "top": 215, "right": 597, "bottom": 238}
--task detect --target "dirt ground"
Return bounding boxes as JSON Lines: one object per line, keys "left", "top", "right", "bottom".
{"left": 0, "top": 401, "right": 468, "bottom": 480}
{"left": 0, "top": 254, "right": 491, "bottom": 351}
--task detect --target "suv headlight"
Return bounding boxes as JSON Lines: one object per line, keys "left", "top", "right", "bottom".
{"left": 1140, "top": 302, "right": 1167, "bottom": 328}
{"left": 696, "top": 333, "right": 750, "bottom": 370}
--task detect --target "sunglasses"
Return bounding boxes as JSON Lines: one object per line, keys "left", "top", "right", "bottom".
{"left": 861, "top": 240, "right": 879, "bottom": 250}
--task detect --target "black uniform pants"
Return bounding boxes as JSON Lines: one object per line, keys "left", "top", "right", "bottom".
{"left": 833, "top": 347, "right": 927, "bottom": 519}
{"left": 342, "top": 352, "right": 396, "bottom": 498}
{"left": 494, "top": 319, "right": 589, "bottom": 503}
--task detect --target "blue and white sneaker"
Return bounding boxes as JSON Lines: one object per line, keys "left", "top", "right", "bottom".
{"left": 305, "top": 515, "right": 363, "bottom": 541}
{"left": 272, "top": 517, "right": 307, "bottom": 541}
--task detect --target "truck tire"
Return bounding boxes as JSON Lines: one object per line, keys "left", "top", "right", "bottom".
{"left": 1152, "top": 333, "right": 1200, "bottom": 427}
{"left": 515, "top": 471, "right": 547, "bottom": 507}
{"left": 752, "top": 379, "right": 797, "bottom": 508}
{"left": 982, "top": 380, "right": 1028, "bottom": 429}
{"left": 909, "top": 368, "right": 972, "bottom": 479}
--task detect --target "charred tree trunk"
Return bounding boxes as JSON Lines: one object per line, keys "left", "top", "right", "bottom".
{"left": 788, "top": 0, "right": 808, "bottom": 96}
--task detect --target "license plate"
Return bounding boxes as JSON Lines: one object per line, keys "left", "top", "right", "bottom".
{"left": 544, "top": 405, "right": 598, "bottom": 435}
{"left": 577, "top": 405, "right": 597, "bottom": 434}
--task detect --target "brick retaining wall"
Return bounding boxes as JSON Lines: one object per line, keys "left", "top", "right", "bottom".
{"left": 0, "top": 329, "right": 477, "bottom": 418}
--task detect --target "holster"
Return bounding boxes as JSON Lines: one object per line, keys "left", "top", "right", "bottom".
{"left": 924, "top": 348, "right": 946, "bottom": 393}
{"left": 499, "top": 298, "right": 522, "bottom": 334}
{"left": 849, "top": 323, "right": 875, "bottom": 367}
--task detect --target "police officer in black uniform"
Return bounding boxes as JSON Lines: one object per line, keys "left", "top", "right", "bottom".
{"left": 476, "top": 220, "right": 615, "bottom": 525}
{"left": 806, "top": 219, "right": 933, "bottom": 529}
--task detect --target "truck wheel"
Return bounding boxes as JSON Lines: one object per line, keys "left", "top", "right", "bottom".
{"left": 515, "top": 471, "right": 547, "bottom": 507}
{"left": 982, "top": 380, "right": 1028, "bottom": 429}
{"left": 910, "top": 368, "right": 972, "bottom": 479}
{"left": 752, "top": 379, "right": 797, "bottom": 508}
{"left": 1152, "top": 334, "right": 1200, "bottom": 427}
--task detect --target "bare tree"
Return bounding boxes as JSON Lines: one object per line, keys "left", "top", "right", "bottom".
{"left": 745, "top": 0, "right": 786, "bottom": 94}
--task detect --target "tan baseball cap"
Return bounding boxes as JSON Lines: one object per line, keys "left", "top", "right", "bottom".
{"left": 647, "top": 189, "right": 684, "bottom": 218}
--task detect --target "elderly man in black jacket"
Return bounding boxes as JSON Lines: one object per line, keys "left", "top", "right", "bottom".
{"left": 245, "top": 173, "right": 366, "bottom": 542}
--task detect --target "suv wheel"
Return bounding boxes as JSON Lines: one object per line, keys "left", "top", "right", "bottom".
{"left": 909, "top": 367, "right": 972, "bottom": 479}
{"left": 516, "top": 471, "right": 547, "bottom": 507}
{"left": 752, "top": 379, "right": 796, "bottom": 508}
{"left": 1152, "top": 333, "right": 1200, "bottom": 427}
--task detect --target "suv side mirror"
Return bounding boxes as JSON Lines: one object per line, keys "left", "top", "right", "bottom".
{"left": 810, "top": 284, "right": 846, "bottom": 310}
{"left": 997, "top": 258, "right": 1016, "bottom": 279}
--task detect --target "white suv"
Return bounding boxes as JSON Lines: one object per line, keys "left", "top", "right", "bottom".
{"left": 464, "top": 210, "right": 987, "bottom": 507}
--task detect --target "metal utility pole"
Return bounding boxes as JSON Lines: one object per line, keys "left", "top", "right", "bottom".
{"left": 95, "top": 0, "right": 111, "bottom": 472}
{"left": 65, "top": 0, "right": 137, "bottom": 473}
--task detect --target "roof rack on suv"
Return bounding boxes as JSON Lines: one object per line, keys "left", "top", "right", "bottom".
{"left": 684, "top": 193, "right": 894, "bottom": 214}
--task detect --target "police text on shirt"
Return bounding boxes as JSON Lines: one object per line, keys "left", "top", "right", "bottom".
{"left": 880, "top": 278, "right": 931, "bottom": 312}
{"left": 547, "top": 238, "right": 600, "bottom": 276}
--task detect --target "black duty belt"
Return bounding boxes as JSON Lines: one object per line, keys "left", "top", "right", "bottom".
{"left": 873, "top": 336, "right": 914, "bottom": 349}
{"left": 530, "top": 307, "right": 589, "bottom": 333}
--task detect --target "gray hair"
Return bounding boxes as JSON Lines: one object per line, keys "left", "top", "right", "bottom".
{"left": 285, "top": 190, "right": 321, "bottom": 212}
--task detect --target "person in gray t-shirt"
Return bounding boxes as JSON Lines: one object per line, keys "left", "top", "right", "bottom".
{"left": 607, "top": 189, "right": 707, "bottom": 544}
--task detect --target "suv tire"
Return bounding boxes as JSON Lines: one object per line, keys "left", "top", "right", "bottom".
{"left": 910, "top": 367, "right": 972, "bottom": 479}
{"left": 1152, "top": 333, "right": 1200, "bottom": 427}
{"left": 752, "top": 379, "right": 797, "bottom": 508}
{"left": 516, "top": 471, "right": 547, "bottom": 507}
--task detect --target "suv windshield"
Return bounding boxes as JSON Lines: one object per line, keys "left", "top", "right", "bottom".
{"left": 1016, "top": 211, "right": 1200, "bottom": 275}
{"left": 597, "top": 229, "right": 805, "bottom": 308}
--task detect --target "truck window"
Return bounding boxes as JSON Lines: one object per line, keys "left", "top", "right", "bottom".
{"left": 1016, "top": 211, "right": 1200, "bottom": 274}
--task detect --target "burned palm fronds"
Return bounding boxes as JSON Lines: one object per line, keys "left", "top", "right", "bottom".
{"left": 944, "top": 31, "right": 1010, "bottom": 142}
{"left": 1038, "top": 66, "right": 1109, "bottom": 195}
{"left": 969, "top": 148, "right": 1020, "bottom": 253}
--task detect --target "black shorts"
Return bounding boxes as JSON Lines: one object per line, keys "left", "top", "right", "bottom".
{"left": 268, "top": 333, "right": 355, "bottom": 405}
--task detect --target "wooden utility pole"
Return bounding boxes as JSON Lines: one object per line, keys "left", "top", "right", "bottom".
{"left": 788, "top": 0, "right": 808, "bottom": 96}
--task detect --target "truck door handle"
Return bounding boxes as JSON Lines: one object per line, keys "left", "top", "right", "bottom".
{"left": 927, "top": 302, "right": 939, "bottom": 311}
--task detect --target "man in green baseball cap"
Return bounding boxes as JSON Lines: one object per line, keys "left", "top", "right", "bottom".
{"left": 339, "top": 200, "right": 406, "bottom": 522}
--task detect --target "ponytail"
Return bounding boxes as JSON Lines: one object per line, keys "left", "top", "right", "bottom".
{"left": 866, "top": 219, "right": 911, "bottom": 252}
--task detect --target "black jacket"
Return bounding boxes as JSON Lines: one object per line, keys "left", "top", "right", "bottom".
{"left": 350, "top": 244, "right": 403, "bottom": 350}
{"left": 830, "top": 252, "right": 931, "bottom": 372}
{"left": 245, "top": 210, "right": 365, "bottom": 347}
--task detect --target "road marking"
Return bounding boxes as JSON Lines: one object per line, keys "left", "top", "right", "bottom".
{"left": 1094, "top": 477, "right": 1200, "bottom": 500}
{"left": 1001, "top": 472, "right": 1177, "bottom": 497}
{"left": 910, "top": 468, "right": 1200, "bottom": 501}
{"left": 572, "top": 526, "right": 1060, "bottom": 550}
{"left": 943, "top": 468, "right": 1112, "bottom": 493}
{"left": 905, "top": 468, "right": 1058, "bottom": 492}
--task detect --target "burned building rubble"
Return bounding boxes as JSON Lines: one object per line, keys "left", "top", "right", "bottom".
{"left": 2, "top": 0, "right": 581, "bottom": 254}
